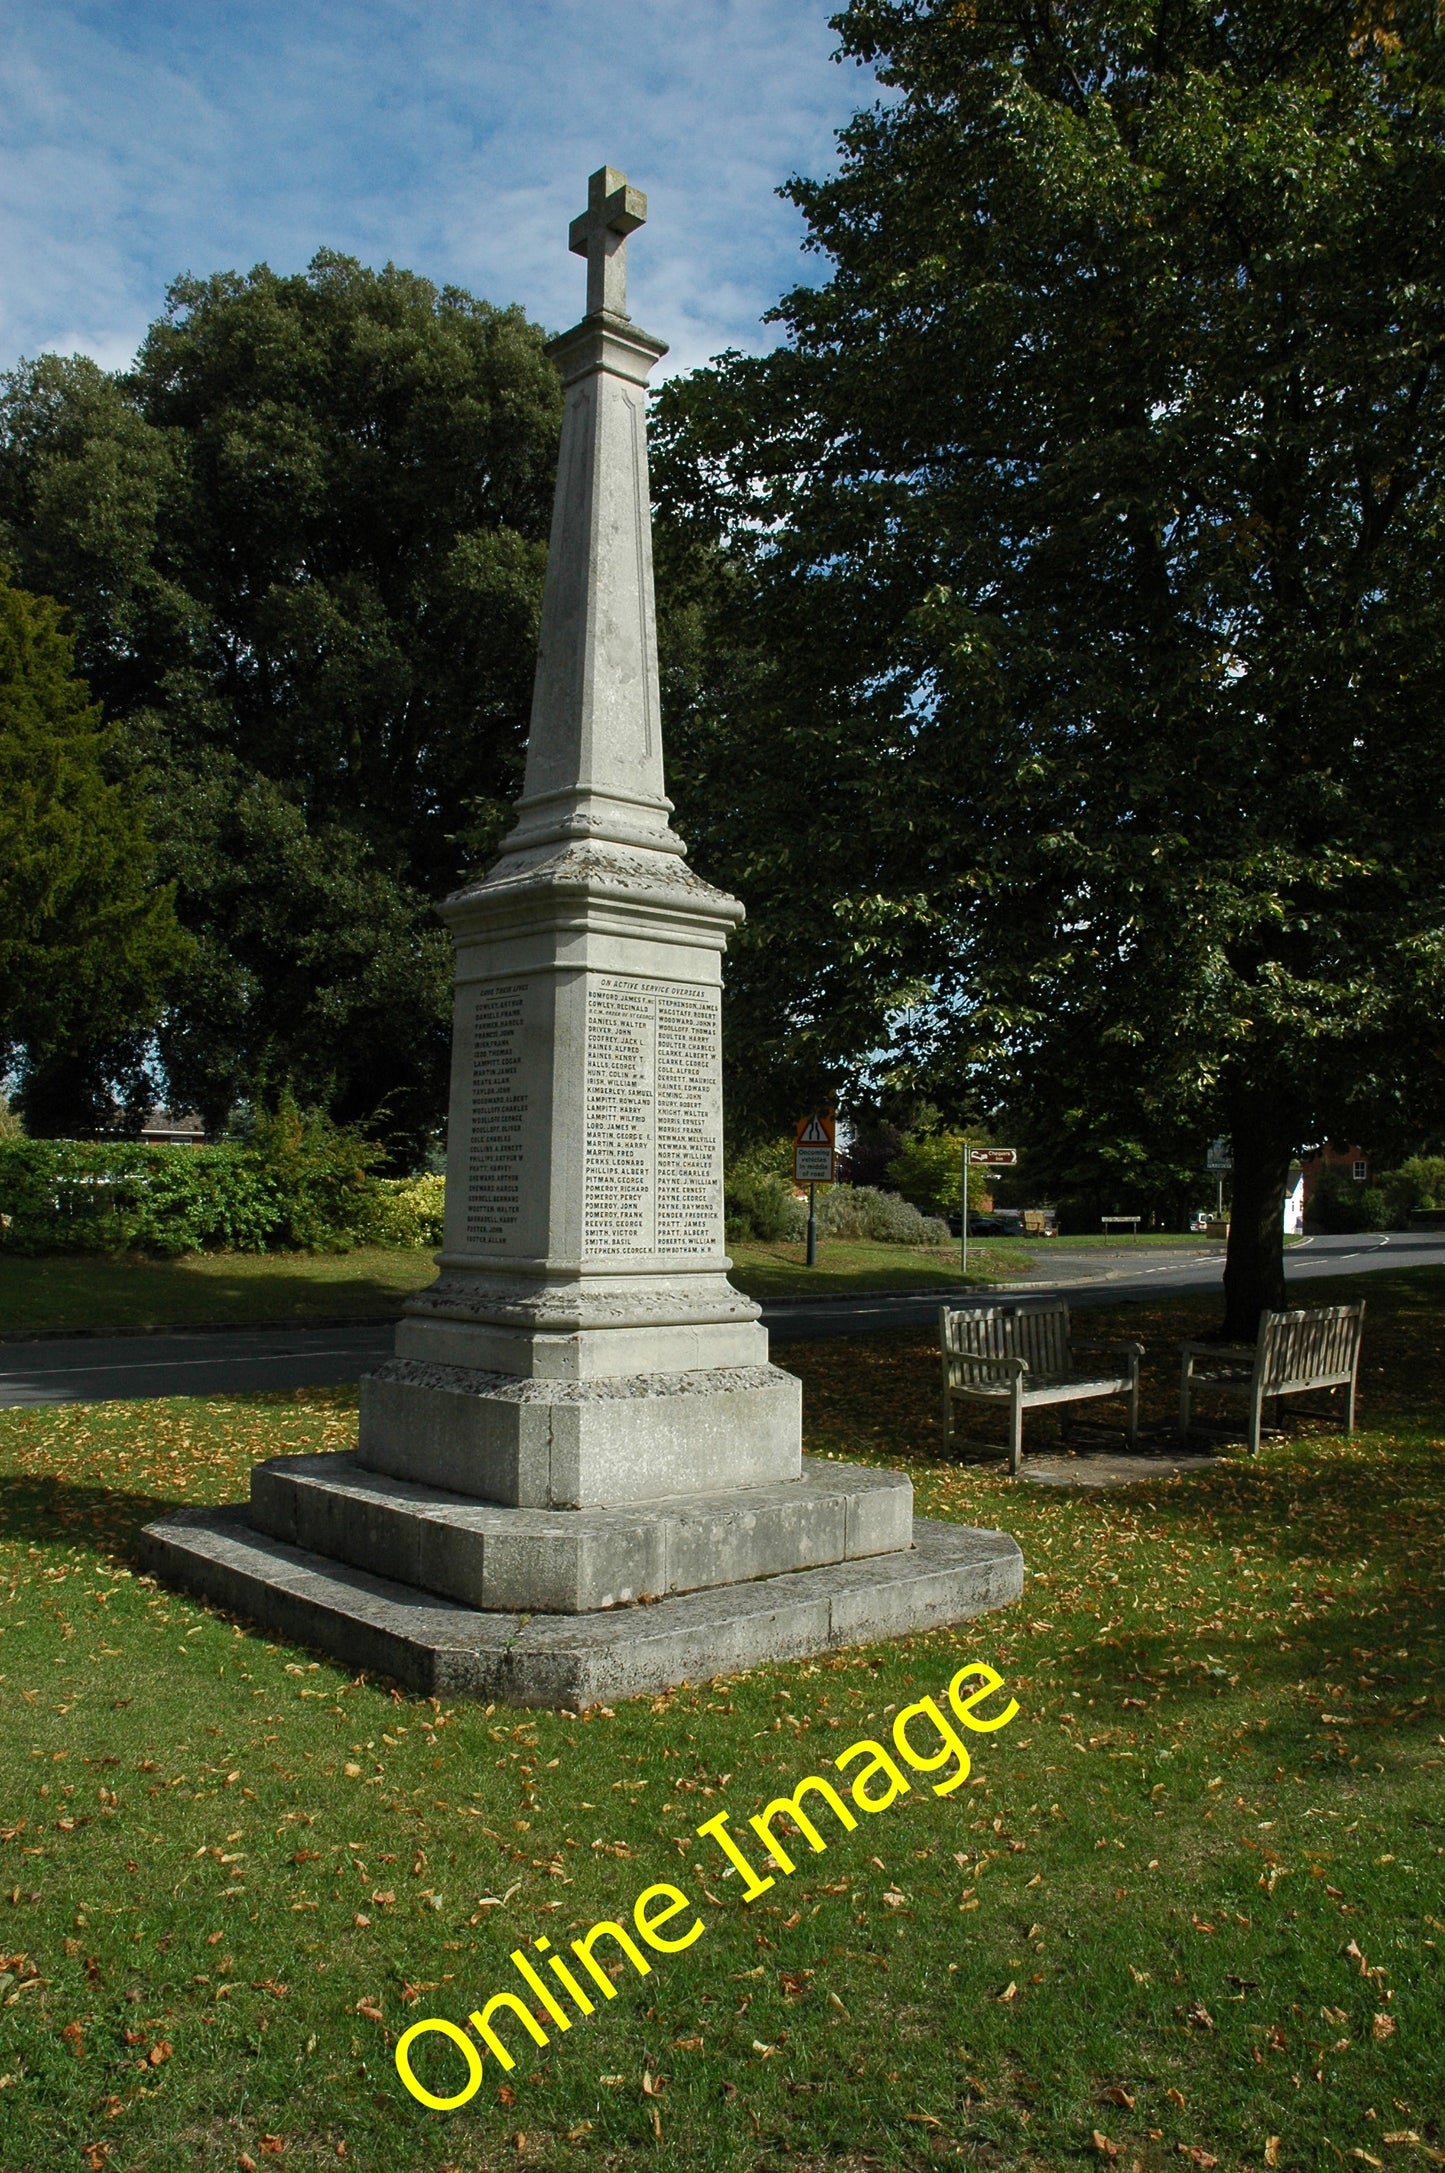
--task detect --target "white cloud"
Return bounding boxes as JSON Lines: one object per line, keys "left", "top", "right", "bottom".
{"left": 0, "top": 0, "right": 874, "bottom": 379}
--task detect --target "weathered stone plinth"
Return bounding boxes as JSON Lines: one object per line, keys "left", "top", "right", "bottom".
{"left": 249, "top": 1452, "right": 910, "bottom": 1610}
{"left": 141, "top": 165, "right": 1022, "bottom": 1698}
{"left": 139, "top": 1508, "right": 1023, "bottom": 1708}
{"left": 357, "top": 1358, "right": 801, "bottom": 1508}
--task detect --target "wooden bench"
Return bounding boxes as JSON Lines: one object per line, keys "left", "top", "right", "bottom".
{"left": 1178, "top": 1302, "right": 1365, "bottom": 1455}
{"left": 939, "top": 1301, "right": 1143, "bottom": 1474}
{"left": 1101, "top": 1215, "right": 1140, "bottom": 1236}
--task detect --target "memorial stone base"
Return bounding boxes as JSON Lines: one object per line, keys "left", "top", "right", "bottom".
{"left": 355, "top": 1354, "right": 801, "bottom": 1508}
{"left": 141, "top": 1494, "right": 1024, "bottom": 1708}
{"left": 144, "top": 1296, "right": 1024, "bottom": 1704}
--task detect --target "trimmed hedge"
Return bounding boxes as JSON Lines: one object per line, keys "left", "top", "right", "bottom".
{"left": 0, "top": 1129, "right": 445, "bottom": 1257}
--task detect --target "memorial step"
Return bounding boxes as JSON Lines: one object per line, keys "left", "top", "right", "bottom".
{"left": 138, "top": 1506, "right": 1024, "bottom": 1708}
{"left": 248, "top": 1452, "right": 913, "bottom": 1614}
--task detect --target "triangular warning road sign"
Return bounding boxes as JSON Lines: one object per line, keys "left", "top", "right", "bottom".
{"left": 798, "top": 1115, "right": 830, "bottom": 1143}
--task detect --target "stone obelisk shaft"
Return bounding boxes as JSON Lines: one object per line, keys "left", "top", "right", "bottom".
{"left": 505, "top": 164, "right": 676, "bottom": 861}
{"left": 504, "top": 314, "right": 676, "bottom": 859}
{"left": 355, "top": 165, "right": 797, "bottom": 1507}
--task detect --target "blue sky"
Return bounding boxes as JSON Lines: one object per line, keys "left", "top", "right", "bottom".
{"left": 0, "top": 0, "right": 875, "bottom": 382}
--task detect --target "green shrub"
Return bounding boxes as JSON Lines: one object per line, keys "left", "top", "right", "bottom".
{"left": 724, "top": 1140, "right": 806, "bottom": 1242}
{"left": 818, "top": 1184, "right": 949, "bottom": 1245}
{"left": 885, "top": 1131, "right": 963, "bottom": 1215}
{"left": 725, "top": 1141, "right": 952, "bottom": 1248}
{"left": 885, "top": 1129, "right": 1002, "bottom": 1217}
{"left": 0, "top": 1100, "right": 419, "bottom": 1257}
{"left": 1304, "top": 1166, "right": 1392, "bottom": 1235}
{"left": 0, "top": 1138, "right": 268, "bottom": 1255}
{"left": 361, "top": 1172, "right": 446, "bottom": 1248}
{"left": 240, "top": 1099, "right": 385, "bottom": 1252}
{"left": 1380, "top": 1156, "right": 1445, "bottom": 1226}
{"left": 725, "top": 1169, "right": 805, "bottom": 1243}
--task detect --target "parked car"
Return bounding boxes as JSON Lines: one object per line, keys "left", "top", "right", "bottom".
{"left": 968, "top": 1209, "right": 1026, "bottom": 1237}
{"left": 948, "top": 1207, "right": 1055, "bottom": 1238}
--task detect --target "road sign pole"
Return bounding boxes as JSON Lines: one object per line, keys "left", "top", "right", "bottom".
{"left": 960, "top": 1139, "right": 969, "bottom": 1280}
{"left": 806, "top": 1182, "right": 818, "bottom": 1268}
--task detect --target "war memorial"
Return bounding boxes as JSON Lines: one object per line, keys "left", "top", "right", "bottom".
{"left": 142, "top": 168, "right": 1022, "bottom": 1705}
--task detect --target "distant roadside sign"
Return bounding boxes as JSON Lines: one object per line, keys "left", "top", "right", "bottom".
{"left": 1206, "top": 1139, "right": 1233, "bottom": 1173}
{"left": 960, "top": 1142, "right": 1018, "bottom": 1271}
{"left": 794, "top": 1113, "right": 836, "bottom": 1185}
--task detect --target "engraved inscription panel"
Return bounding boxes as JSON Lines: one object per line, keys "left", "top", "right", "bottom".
{"left": 584, "top": 977, "right": 721, "bottom": 1258}
{"left": 656, "top": 987, "right": 721, "bottom": 1255}
{"left": 583, "top": 981, "right": 655, "bottom": 1255}
{"left": 466, "top": 982, "right": 528, "bottom": 1250}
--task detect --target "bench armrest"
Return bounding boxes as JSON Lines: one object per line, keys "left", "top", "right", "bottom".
{"left": 1072, "top": 1339, "right": 1144, "bottom": 1360}
{"left": 948, "top": 1355, "right": 1028, "bottom": 1380}
{"left": 1179, "top": 1342, "right": 1255, "bottom": 1361}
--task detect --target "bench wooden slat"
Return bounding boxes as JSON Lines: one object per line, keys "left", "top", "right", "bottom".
{"left": 940, "top": 1300, "right": 1141, "bottom": 1474}
{"left": 1179, "top": 1302, "right": 1364, "bottom": 1452}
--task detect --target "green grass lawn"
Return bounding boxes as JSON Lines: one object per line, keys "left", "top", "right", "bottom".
{"left": 0, "top": 1238, "right": 1039, "bottom": 1338}
{"left": 0, "top": 1267, "right": 1440, "bottom": 2168}
{"left": 1042, "top": 1233, "right": 1223, "bottom": 1249}
{"left": 727, "top": 1236, "right": 1034, "bottom": 1298}
{"left": 0, "top": 1248, "right": 441, "bottom": 1338}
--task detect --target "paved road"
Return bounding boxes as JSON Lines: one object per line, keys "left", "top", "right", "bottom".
{"left": 766, "top": 1229, "right": 1445, "bottom": 1339}
{"left": 1, "top": 1232, "right": 1438, "bottom": 1408}
{"left": 0, "top": 1321, "right": 399, "bottom": 1409}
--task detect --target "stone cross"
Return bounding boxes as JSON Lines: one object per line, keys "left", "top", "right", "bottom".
{"left": 568, "top": 164, "right": 647, "bottom": 318}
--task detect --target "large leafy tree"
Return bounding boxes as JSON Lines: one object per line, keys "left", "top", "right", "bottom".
{"left": 0, "top": 253, "right": 560, "bottom": 1150}
{"left": 654, "top": 0, "right": 1445, "bottom": 1332}
{"left": 0, "top": 569, "right": 185, "bottom": 1127}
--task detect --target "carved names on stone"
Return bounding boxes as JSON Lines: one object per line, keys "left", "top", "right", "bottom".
{"left": 583, "top": 980, "right": 655, "bottom": 1255}
{"left": 584, "top": 976, "right": 721, "bottom": 1257}
{"left": 655, "top": 987, "right": 720, "bottom": 1255}
{"left": 466, "top": 983, "right": 528, "bottom": 1250}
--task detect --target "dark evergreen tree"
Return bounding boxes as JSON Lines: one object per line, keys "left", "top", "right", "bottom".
{"left": 0, "top": 569, "right": 185, "bottom": 1130}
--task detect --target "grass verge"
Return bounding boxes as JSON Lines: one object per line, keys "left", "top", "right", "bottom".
{"left": 1042, "top": 1234, "right": 1224, "bottom": 1250}
{"left": 0, "top": 1238, "right": 1039, "bottom": 1338}
{"left": 726, "top": 1237, "right": 1035, "bottom": 1298}
{"left": 0, "top": 1250, "right": 441, "bottom": 1338}
{"left": 0, "top": 1270, "right": 1440, "bottom": 2170}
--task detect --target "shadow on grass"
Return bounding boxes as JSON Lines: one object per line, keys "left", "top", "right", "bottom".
{"left": 984, "top": 1437, "right": 1442, "bottom": 1762}
{"left": 777, "top": 1287, "right": 1444, "bottom": 1775}
{"left": 0, "top": 1470, "right": 181, "bottom": 1563}
{"left": 0, "top": 1249, "right": 428, "bottom": 1335}
{"left": 783, "top": 1270, "right": 1445, "bottom": 1460}
{"left": 1052, "top": 1593, "right": 1445, "bottom": 1788}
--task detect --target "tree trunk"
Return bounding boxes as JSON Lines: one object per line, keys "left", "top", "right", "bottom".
{"left": 1221, "top": 1101, "right": 1293, "bottom": 1341}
